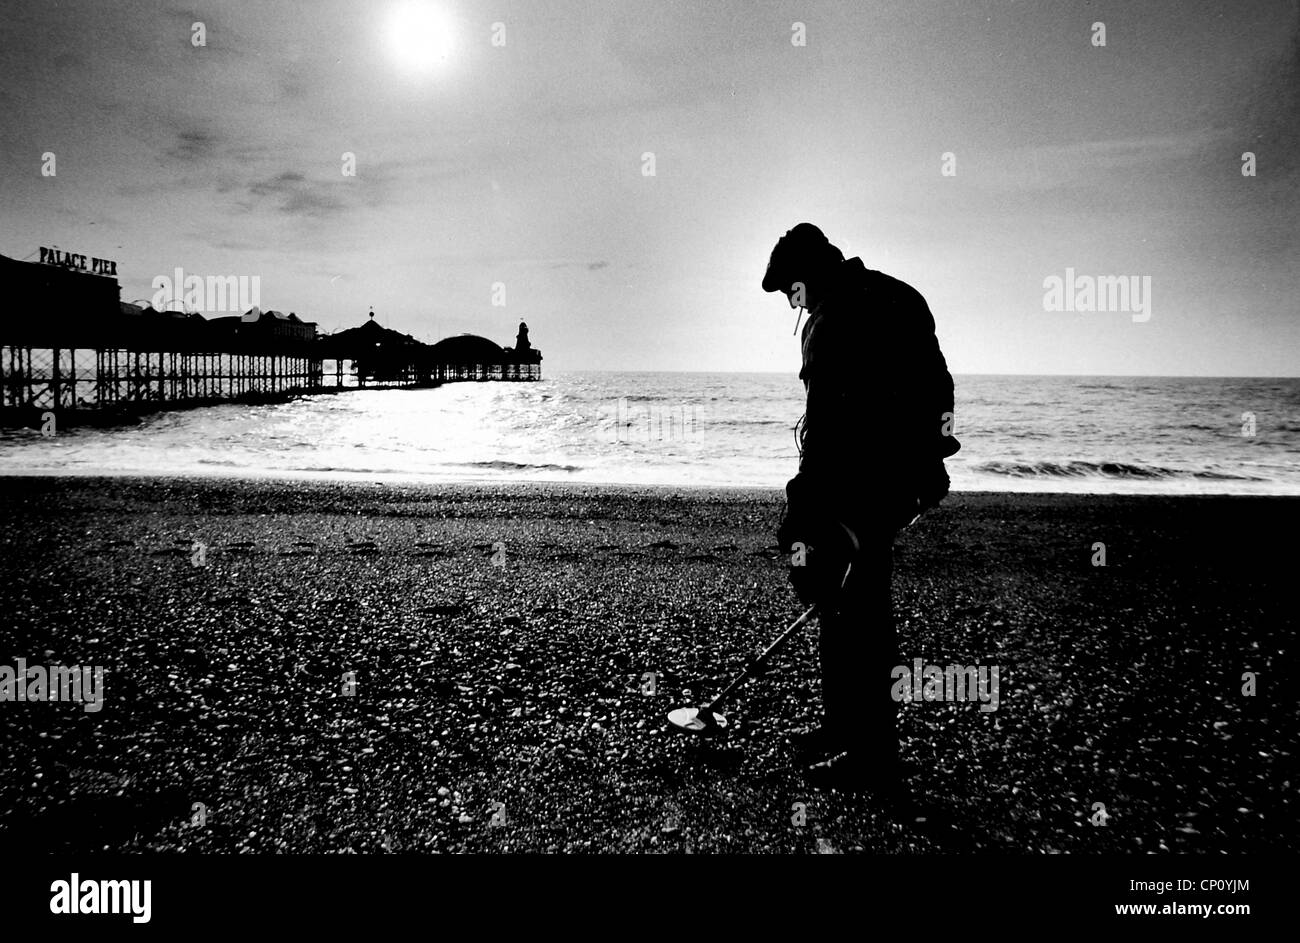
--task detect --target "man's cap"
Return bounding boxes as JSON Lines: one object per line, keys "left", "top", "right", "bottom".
{"left": 762, "top": 223, "right": 841, "bottom": 293}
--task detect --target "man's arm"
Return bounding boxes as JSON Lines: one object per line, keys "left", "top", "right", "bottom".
{"left": 905, "top": 291, "right": 959, "bottom": 460}
{"left": 775, "top": 312, "right": 865, "bottom": 603}
{"left": 777, "top": 310, "right": 860, "bottom": 555}
{"left": 889, "top": 285, "right": 958, "bottom": 513}
{"left": 788, "top": 312, "right": 859, "bottom": 512}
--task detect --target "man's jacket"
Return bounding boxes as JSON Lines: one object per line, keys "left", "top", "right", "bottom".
{"left": 783, "top": 257, "right": 960, "bottom": 538}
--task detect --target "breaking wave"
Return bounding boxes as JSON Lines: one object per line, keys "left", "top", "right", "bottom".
{"left": 459, "top": 460, "right": 582, "bottom": 473}
{"left": 975, "top": 460, "right": 1269, "bottom": 482}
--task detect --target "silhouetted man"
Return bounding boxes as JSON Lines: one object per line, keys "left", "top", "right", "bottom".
{"left": 766, "top": 223, "right": 960, "bottom": 796}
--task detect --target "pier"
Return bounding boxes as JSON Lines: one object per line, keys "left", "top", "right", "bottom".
{"left": 0, "top": 250, "right": 542, "bottom": 427}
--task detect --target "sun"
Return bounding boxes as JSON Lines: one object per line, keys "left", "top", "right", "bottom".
{"left": 386, "top": 1, "right": 456, "bottom": 73}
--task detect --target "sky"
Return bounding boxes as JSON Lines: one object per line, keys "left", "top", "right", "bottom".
{"left": 1, "top": 0, "right": 1296, "bottom": 375}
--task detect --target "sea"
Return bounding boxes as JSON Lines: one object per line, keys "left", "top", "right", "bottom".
{"left": 0, "top": 373, "right": 1297, "bottom": 495}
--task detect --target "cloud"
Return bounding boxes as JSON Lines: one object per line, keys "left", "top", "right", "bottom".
{"left": 249, "top": 170, "right": 306, "bottom": 193}
{"left": 167, "top": 128, "right": 221, "bottom": 163}
{"left": 545, "top": 259, "right": 611, "bottom": 270}
{"left": 207, "top": 237, "right": 264, "bottom": 252}
{"left": 242, "top": 170, "right": 346, "bottom": 218}
{"left": 1025, "top": 130, "right": 1233, "bottom": 174}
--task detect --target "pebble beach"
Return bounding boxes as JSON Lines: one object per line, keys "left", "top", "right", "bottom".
{"left": 0, "top": 476, "right": 1293, "bottom": 854}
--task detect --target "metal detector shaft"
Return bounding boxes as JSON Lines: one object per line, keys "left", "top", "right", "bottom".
{"left": 698, "top": 603, "right": 819, "bottom": 713}
{"left": 697, "top": 558, "right": 854, "bottom": 717}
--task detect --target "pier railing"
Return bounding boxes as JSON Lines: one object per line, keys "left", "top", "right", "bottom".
{"left": 318, "top": 359, "right": 541, "bottom": 388}
{"left": 1, "top": 345, "right": 540, "bottom": 426}
{"left": 2, "top": 347, "right": 322, "bottom": 414}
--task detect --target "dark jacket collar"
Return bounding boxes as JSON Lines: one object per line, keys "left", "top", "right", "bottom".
{"left": 808, "top": 257, "right": 868, "bottom": 318}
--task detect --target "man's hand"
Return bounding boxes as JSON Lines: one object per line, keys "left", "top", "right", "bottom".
{"left": 786, "top": 541, "right": 821, "bottom": 606}
{"left": 777, "top": 508, "right": 855, "bottom": 607}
